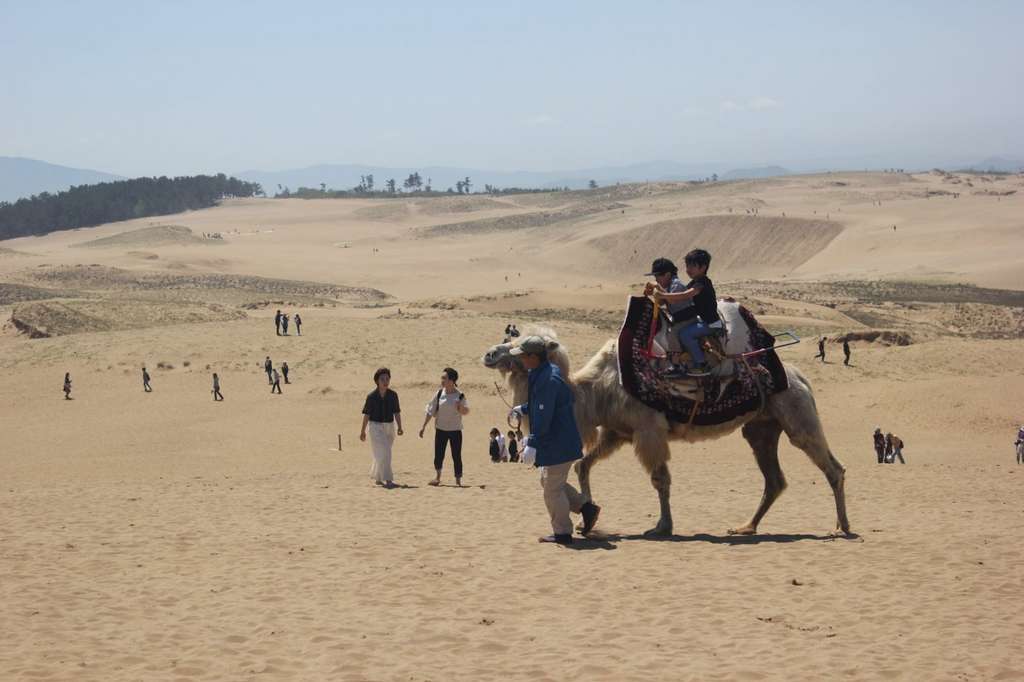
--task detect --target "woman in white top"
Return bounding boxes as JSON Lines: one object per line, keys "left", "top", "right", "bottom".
{"left": 419, "top": 367, "right": 470, "bottom": 486}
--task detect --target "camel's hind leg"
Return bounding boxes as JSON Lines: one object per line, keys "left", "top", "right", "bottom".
{"left": 769, "top": 372, "right": 851, "bottom": 535}
{"left": 729, "top": 417, "right": 787, "bottom": 535}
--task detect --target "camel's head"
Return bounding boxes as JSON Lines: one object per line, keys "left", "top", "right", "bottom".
{"left": 481, "top": 327, "right": 569, "bottom": 378}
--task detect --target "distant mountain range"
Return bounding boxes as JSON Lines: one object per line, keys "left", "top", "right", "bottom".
{"left": 234, "top": 161, "right": 799, "bottom": 194}
{"left": 2, "top": 154, "right": 1020, "bottom": 204}
{"left": 0, "top": 157, "right": 123, "bottom": 203}
{"left": 958, "top": 156, "right": 1024, "bottom": 173}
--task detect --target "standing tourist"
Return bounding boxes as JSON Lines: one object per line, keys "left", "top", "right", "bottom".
{"left": 282, "top": 361, "right": 290, "bottom": 384}
{"left": 142, "top": 366, "right": 152, "bottom": 392}
{"left": 294, "top": 313, "right": 302, "bottom": 336}
{"left": 843, "top": 339, "right": 851, "bottom": 366}
{"left": 508, "top": 336, "right": 599, "bottom": 544}
{"left": 507, "top": 430, "right": 520, "bottom": 463}
{"left": 419, "top": 367, "right": 469, "bottom": 487}
{"left": 873, "top": 427, "right": 886, "bottom": 464}
{"left": 489, "top": 428, "right": 502, "bottom": 462}
{"left": 275, "top": 309, "right": 282, "bottom": 336}
{"left": 815, "top": 337, "right": 827, "bottom": 362}
{"left": 282, "top": 313, "right": 290, "bottom": 335}
{"left": 63, "top": 372, "right": 72, "bottom": 400}
{"left": 212, "top": 373, "right": 224, "bottom": 401}
{"left": 361, "top": 368, "right": 403, "bottom": 487}
{"left": 271, "top": 368, "right": 282, "bottom": 394}
{"left": 264, "top": 356, "right": 273, "bottom": 384}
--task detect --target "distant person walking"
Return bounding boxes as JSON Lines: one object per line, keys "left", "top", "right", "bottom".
{"left": 294, "top": 314, "right": 302, "bottom": 336}
{"left": 889, "top": 433, "right": 906, "bottom": 464}
{"left": 1016, "top": 426, "right": 1024, "bottom": 464}
{"left": 264, "top": 357, "right": 273, "bottom": 384}
{"left": 282, "top": 314, "right": 290, "bottom": 335}
{"left": 212, "top": 373, "right": 224, "bottom": 401}
{"left": 843, "top": 339, "right": 851, "bottom": 366}
{"left": 275, "top": 309, "right": 282, "bottom": 336}
{"left": 271, "top": 368, "right": 282, "bottom": 394}
{"left": 282, "top": 362, "right": 290, "bottom": 384}
{"left": 63, "top": 372, "right": 72, "bottom": 400}
{"left": 361, "top": 367, "right": 403, "bottom": 487}
{"left": 815, "top": 337, "right": 827, "bottom": 362}
{"left": 142, "top": 366, "right": 152, "bottom": 392}
{"left": 419, "top": 367, "right": 469, "bottom": 487}
{"left": 873, "top": 427, "right": 886, "bottom": 464}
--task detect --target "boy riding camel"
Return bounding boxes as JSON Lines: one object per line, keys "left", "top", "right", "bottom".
{"left": 643, "top": 248, "right": 722, "bottom": 377}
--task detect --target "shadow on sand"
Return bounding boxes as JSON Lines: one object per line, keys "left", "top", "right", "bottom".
{"left": 573, "top": 531, "right": 861, "bottom": 549}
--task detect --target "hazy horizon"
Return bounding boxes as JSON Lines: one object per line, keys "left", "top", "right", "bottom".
{"left": 3, "top": 1, "right": 1022, "bottom": 178}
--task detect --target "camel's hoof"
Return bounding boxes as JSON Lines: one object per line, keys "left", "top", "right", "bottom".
{"left": 728, "top": 524, "right": 757, "bottom": 536}
{"left": 643, "top": 525, "right": 672, "bottom": 538}
{"left": 829, "top": 527, "right": 853, "bottom": 539}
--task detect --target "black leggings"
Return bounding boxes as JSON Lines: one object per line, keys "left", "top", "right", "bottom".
{"left": 434, "top": 429, "right": 463, "bottom": 478}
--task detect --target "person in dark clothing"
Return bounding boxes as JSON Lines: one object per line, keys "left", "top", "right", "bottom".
{"left": 142, "top": 366, "right": 152, "bottom": 392}
{"left": 275, "top": 309, "right": 282, "bottom": 336}
{"left": 282, "top": 362, "right": 290, "bottom": 384}
{"left": 873, "top": 428, "right": 886, "bottom": 464}
{"left": 815, "top": 337, "right": 827, "bottom": 362}
{"left": 294, "top": 314, "right": 302, "bottom": 336}
{"left": 509, "top": 325, "right": 520, "bottom": 338}
{"left": 212, "top": 373, "right": 224, "bottom": 401}
{"left": 360, "top": 368, "right": 404, "bottom": 487}
{"left": 281, "top": 314, "right": 289, "bottom": 335}
{"left": 489, "top": 428, "right": 502, "bottom": 462}
{"left": 648, "top": 249, "right": 722, "bottom": 377}
{"left": 271, "top": 368, "right": 282, "bottom": 394}
{"left": 264, "top": 356, "right": 273, "bottom": 384}
{"left": 507, "top": 430, "right": 519, "bottom": 463}
{"left": 63, "top": 372, "right": 72, "bottom": 400}
{"left": 843, "top": 339, "right": 851, "bottom": 366}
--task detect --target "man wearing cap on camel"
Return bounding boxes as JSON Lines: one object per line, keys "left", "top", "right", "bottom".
{"left": 509, "top": 336, "right": 600, "bottom": 544}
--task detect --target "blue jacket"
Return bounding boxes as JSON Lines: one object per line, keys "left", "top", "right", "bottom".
{"left": 520, "top": 361, "right": 583, "bottom": 467}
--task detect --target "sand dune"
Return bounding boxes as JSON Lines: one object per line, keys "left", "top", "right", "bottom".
{"left": 588, "top": 214, "right": 844, "bottom": 278}
{"left": 1, "top": 171, "right": 1023, "bottom": 680}
{"left": 72, "top": 224, "right": 218, "bottom": 249}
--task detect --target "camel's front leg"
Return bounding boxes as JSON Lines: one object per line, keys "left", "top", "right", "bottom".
{"left": 574, "top": 428, "right": 627, "bottom": 502}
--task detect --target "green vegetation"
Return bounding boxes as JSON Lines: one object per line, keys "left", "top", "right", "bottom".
{"left": 0, "top": 174, "right": 261, "bottom": 240}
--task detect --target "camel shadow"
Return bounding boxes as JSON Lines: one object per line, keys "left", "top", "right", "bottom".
{"left": 592, "top": 531, "right": 858, "bottom": 546}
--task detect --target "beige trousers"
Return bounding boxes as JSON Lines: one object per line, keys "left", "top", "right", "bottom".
{"left": 540, "top": 461, "right": 585, "bottom": 536}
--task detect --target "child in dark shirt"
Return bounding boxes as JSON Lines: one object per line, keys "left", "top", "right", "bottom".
{"left": 652, "top": 249, "right": 723, "bottom": 377}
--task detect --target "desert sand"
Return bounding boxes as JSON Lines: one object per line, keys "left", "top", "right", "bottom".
{"left": 2, "top": 171, "right": 1023, "bottom": 680}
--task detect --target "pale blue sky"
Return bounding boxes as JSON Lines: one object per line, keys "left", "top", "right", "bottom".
{"left": 3, "top": 0, "right": 1021, "bottom": 176}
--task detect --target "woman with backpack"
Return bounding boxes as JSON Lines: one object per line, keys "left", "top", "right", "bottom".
{"left": 419, "top": 367, "right": 470, "bottom": 487}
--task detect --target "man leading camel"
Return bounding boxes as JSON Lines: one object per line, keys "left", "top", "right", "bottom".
{"left": 509, "top": 336, "right": 599, "bottom": 544}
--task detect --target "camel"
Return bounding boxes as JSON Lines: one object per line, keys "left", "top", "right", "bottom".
{"left": 481, "top": 300, "right": 851, "bottom": 537}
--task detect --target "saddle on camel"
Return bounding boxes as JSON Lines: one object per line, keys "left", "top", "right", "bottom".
{"left": 626, "top": 255, "right": 798, "bottom": 431}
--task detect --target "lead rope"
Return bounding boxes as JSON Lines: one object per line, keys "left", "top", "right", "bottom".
{"left": 494, "top": 381, "right": 522, "bottom": 430}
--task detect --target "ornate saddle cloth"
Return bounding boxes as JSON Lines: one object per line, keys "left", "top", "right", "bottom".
{"left": 616, "top": 296, "right": 789, "bottom": 426}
